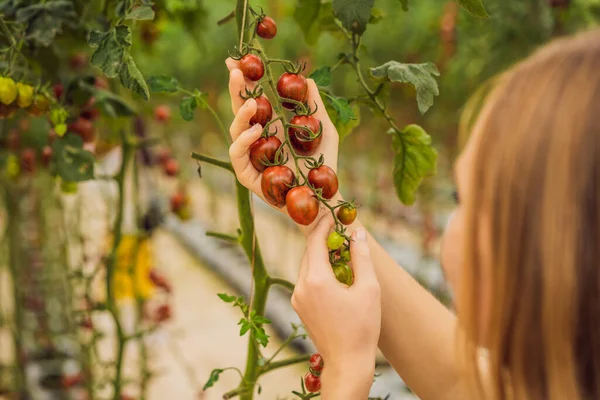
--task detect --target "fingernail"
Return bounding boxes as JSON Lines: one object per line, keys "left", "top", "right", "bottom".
{"left": 252, "top": 124, "right": 262, "bottom": 132}
{"left": 355, "top": 228, "right": 367, "bottom": 241}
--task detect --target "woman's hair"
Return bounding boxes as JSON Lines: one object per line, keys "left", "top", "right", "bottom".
{"left": 459, "top": 29, "right": 600, "bottom": 400}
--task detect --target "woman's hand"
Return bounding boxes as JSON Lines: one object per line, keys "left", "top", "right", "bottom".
{"left": 225, "top": 58, "right": 340, "bottom": 234}
{"left": 292, "top": 216, "right": 381, "bottom": 399}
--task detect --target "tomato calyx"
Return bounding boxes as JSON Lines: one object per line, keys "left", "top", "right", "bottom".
{"left": 240, "top": 85, "right": 265, "bottom": 100}
{"left": 287, "top": 119, "right": 323, "bottom": 143}
{"left": 304, "top": 154, "right": 325, "bottom": 170}
{"left": 283, "top": 60, "right": 307, "bottom": 75}
{"left": 229, "top": 43, "right": 254, "bottom": 60}
{"left": 294, "top": 101, "right": 319, "bottom": 117}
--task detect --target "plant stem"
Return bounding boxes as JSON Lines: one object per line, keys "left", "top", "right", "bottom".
{"left": 206, "top": 231, "right": 240, "bottom": 243}
{"left": 191, "top": 152, "right": 234, "bottom": 173}
{"left": 267, "top": 277, "right": 295, "bottom": 292}
{"left": 261, "top": 354, "right": 310, "bottom": 374}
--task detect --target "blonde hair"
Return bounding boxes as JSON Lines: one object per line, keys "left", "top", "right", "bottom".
{"left": 459, "top": 29, "right": 600, "bottom": 400}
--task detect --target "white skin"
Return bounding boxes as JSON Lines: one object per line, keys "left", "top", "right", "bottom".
{"left": 227, "top": 58, "right": 474, "bottom": 399}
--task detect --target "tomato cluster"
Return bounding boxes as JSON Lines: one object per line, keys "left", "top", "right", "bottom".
{"left": 304, "top": 353, "right": 324, "bottom": 393}
{"left": 0, "top": 76, "right": 50, "bottom": 119}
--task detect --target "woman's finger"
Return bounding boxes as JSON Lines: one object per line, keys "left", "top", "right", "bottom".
{"left": 349, "top": 229, "right": 377, "bottom": 285}
{"left": 228, "top": 69, "right": 248, "bottom": 114}
{"left": 229, "top": 124, "right": 262, "bottom": 182}
{"left": 306, "top": 79, "right": 335, "bottom": 131}
{"left": 305, "top": 215, "right": 336, "bottom": 276}
{"left": 230, "top": 98, "right": 257, "bottom": 141}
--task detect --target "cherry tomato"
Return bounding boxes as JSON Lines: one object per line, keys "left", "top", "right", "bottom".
{"left": 0, "top": 104, "right": 18, "bottom": 119}
{"left": 156, "top": 148, "right": 172, "bottom": 165}
{"left": 68, "top": 117, "right": 96, "bottom": 143}
{"left": 277, "top": 72, "right": 308, "bottom": 110}
{"left": 256, "top": 16, "right": 277, "bottom": 39}
{"left": 332, "top": 262, "right": 354, "bottom": 286}
{"left": 69, "top": 52, "right": 87, "bottom": 71}
{"left": 289, "top": 115, "right": 322, "bottom": 156}
{"left": 41, "top": 146, "right": 52, "bottom": 167}
{"left": 327, "top": 231, "right": 345, "bottom": 250}
{"left": 285, "top": 186, "right": 319, "bottom": 226}
{"left": 0, "top": 77, "right": 17, "bottom": 105}
{"left": 240, "top": 54, "right": 264, "bottom": 81}
{"left": 261, "top": 165, "right": 295, "bottom": 208}
{"left": 21, "top": 148, "right": 36, "bottom": 173}
{"left": 304, "top": 372, "right": 321, "bottom": 393}
{"left": 309, "top": 353, "right": 324, "bottom": 375}
{"left": 176, "top": 205, "right": 193, "bottom": 221}
{"left": 155, "top": 304, "right": 172, "bottom": 323}
{"left": 340, "top": 248, "right": 351, "bottom": 262}
{"left": 249, "top": 96, "right": 273, "bottom": 126}
{"left": 94, "top": 76, "right": 109, "bottom": 90}
{"left": 308, "top": 165, "right": 338, "bottom": 199}
{"left": 249, "top": 136, "right": 282, "bottom": 172}
{"left": 149, "top": 269, "right": 173, "bottom": 293}
{"left": 15, "top": 83, "right": 34, "bottom": 108}
{"left": 163, "top": 158, "right": 180, "bottom": 177}
{"left": 61, "top": 373, "right": 84, "bottom": 389}
{"left": 154, "top": 104, "right": 171, "bottom": 123}
{"left": 27, "top": 94, "right": 50, "bottom": 116}
{"left": 337, "top": 205, "right": 357, "bottom": 225}
{"left": 53, "top": 83, "right": 64, "bottom": 100}
{"left": 170, "top": 191, "right": 187, "bottom": 212}
{"left": 81, "top": 97, "right": 100, "bottom": 121}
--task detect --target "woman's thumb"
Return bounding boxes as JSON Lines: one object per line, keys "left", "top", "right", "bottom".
{"left": 350, "top": 229, "right": 375, "bottom": 282}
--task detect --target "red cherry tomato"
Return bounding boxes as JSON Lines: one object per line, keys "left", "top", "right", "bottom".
{"left": 21, "top": 148, "right": 36, "bottom": 173}
{"left": 68, "top": 117, "right": 96, "bottom": 143}
{"left": 170, "top": 191, "right": 187, "bottom": 212}
{"left": 163, "top": 158, "right": 179, "bottom": 177}
{"left": 289, "top": 115, "right": 322, "bottom": 156}
{"left": 41, "top": 146, "right": 53, "bottom": 167}
{"left": 249, "top": 136, "right": 282, "bottom": 172}
{"left": 154, "top": 104, "right": 171, "bottom": 123}
{"left": 240, "top": 54, "right": 264, "bottom": 81}
{"left": 155, "top": 304, "right": 172, "bottom": 323}
{"left": 81, "top": 97, "right": 100, "bottom": 121}
{"left": 337, "top": 205, "right": 357, "bottom": 225}
{"left": 69, "top": 52, "right": 87, "bottom": 71}
{"left": 309, "top": 353, "right": 324, "bottom": 374}
{"left": 261, "top": 165, "right": 295, "bottom": 208}
{"left": 249, "top": 96, "right": 273, "bottom": 126}
{"left": 285, "top": 186, "right": 319, "bottom": 226}
{"left": 256, "top": 16, "right": 277, "bottom": 39}
{"left": 304, "top": 372, "right": 321, "bottom": 393}
{"left": 156, "top": 148, "right": 172, "bottom": 165}
{"left": 308, "top": 165, "right": 338, "bottom": 200}
{"left": 53, "top": 83, "right": 64, "bottom": 100}
{"left": 277, "top": 72, "right": 308, "bottom": 110}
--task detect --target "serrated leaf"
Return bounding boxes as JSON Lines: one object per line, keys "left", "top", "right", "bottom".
{"left": 180, "top": 96, "right": 198, "bottom": 121}
{"left": 324, "top": 97, "right": 360, "bottom": 142}
{"left": 309, "top": 67, "right": 332, "bottom": 87}
{"left": 294, "top": 0, "right": 321, "bottom": 40}
{"left": 119, "top": 53, "right": 149, "bottom": 100}
{"left": 194, "top": 90, "right": 209, "bottom": 110}
{"left": 90, "top": 28, "right": 125, "bottom": 78}
{"left": 115, "top": 24, "right": 132, "bottom": 47}
{"left": 326, "top": 95, "right": 356, "bottom": 124}
{"left": 16, "top": 1, "right": 77, "bottom": 47}
{"left": 456, "top": 0, "right": 489, "bottom": 18}
{"left": 202, "top": 369, "right": 224, "bottom": 391}
{"left": 52, "top": 134, "right": 95, "bottom": 182}
{"left": 239, "top": 320, "right": 251, "bottom": 336}
{"left": 391, "top": 125, "right": 437, "bottom": 205}
{"left": 399, "top": 0, "right": 409, "bottom": 11}
{"left": 370, "top": 61, "right": 440, "bottom": 115}
{"left": 332, "top": 0, "right": 375, "bottom": 35}
{"left": 254, "top": 327, "right": 270, "bottom": 347}
{"left": 125, "top": 5, "right": 155, "bottom": 20}
{"left": 147, "top": 75, "right": 179, "bottom": 93}
{"left": 252, "top": 315, "right": 271, "bottom": 325}
{"left": 217, "top": 293, "right": 236, "bottom": 303}
{"left": 88, "top": 30, "right": 108, "bottom": 48}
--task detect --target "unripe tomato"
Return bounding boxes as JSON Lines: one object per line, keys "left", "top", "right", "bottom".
{"left": 256, "top": 16, "right": 277, "bottom": 39}
{"left": 68, "top": 117, "right": 96, "bottom": 143}
{"left": 163, "top": 158, "right": 180, "bottom": 177}
{"left": 249, "top": 136, "right": 281, "bottom": 172}
{"left": 27, "top": 94, "right": 50, "bottom": 116}
{"left": 337, "top": 205, "right": 357, "bottom": 225}
{"left": 332, "top": 262, "right": 354, "bottom": 286}
{"left": 240, "top": 54, "right": 264, "bottom": 81}
{"left": 261, "top": 165, "right": 295, "bottom": 208}
{"left": 285, "top": 186, "right": 319, "bottom": 226}
{"left": 154, "top": 104, "right": 171, "bottom": 123}
{"left": 175, "top": 205, "right": 193, "bottom": 221}
{"left": 53, "top": 83, "right": 64, "bottom": 100}
{"left": 249, "top": 96, "right": 273, "bottom": 126}
{"left": 289, "top": 115, "right": 322, "bottom": 156}
{"left": 277, "top": 72, "right": 308, "bottom": 110}
{"left": 61, "top": 181, "right": 78, "bottom": 194}
{"left": 304, "top": 372, "right": 321, "bottom": 393}
{"left": 340, "top": 248, "right": 351, "bottom": 262}
{"left": 309, "top": 353, "right": 324, "bottom": 375}
{"left": 20, "top": 148, "right": 36, "bottom": 173}
{"left": 0, "top": 77, "right": 18, "bottom": 105}
{"left": 308, "top": 165, "right": 338, "bottom": 199}
{"left": 327, "top": 231, "right": 345, "bottom": 250}
{"left": 15, "top": 83, "right": 34, "bottom": 108}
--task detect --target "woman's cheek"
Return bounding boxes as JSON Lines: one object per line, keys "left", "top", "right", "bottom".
{"left": 441, "top": 209, "right": 465, "bottom": 297}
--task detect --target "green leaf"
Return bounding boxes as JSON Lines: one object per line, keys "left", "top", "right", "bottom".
{"left": 456, "top": 0, "right": 489, "bottom": 18}
{"left": 194, "top": 90, "right": 209, "bottom": 110}
{"left": 326, "top": 95, "right": 356, "bottom": 124}
{"left": 180, "top": 96, "right": 198, "bottom": 121}
{"left": 90, "top": 28, "right": 126, "bottom": 78}
{"left": 391, "top": 125, "right": 437, "bottom": 205}
{"left": 217, "top": 293, "right": 236, "bottom": 303}
{"left": 370, "top": 61, "right": 440, "bottom": 115}
{"left": 332, "top": 0, "right": 375, "bottom": 35}
{"left": 94, "top": 89, "right": 137, "bottom": 118}
{"left": 252, "top": 314, "right": 272, "bottom": 325}
{"left": 399, "top": 0, "right": 409, "bottom": 11}
{"left": 125, "top": 5, "right": 155, "bottom": 20}
{"left": 203, "top": 369, "right": 224, "bottom": 390}
{"left": 115, "top": 24, "right": 133, "bottom": 47}
{"left": 294, "top": 0, "right": 321, "bottom": 40}
{"left": 239, "top": 319, "right": 251, "bottom": 336}
{"left": 254, "top": 326, "right": 270, "bottom": 347}
{"left": 52, "top": 134, "right": 95, "bottom": 182}
{"left": 324, "top": 97, "right": 360, "bottom": 142}
{"left": 369, "top": 7, "right": 385, "bottom": 23}
{"left": 16, "top": 1, "right": 78, "bottom": 47}
{"left": 119, "top": 53, "right": 149, "bottom": 100}
{"left": 309, "top": 67, "right": 332, "bottom": 87}
{"left": 88, "top": 30, "right": 108, "bottom": 48}
{"left": 147, "top": 75, "right": 179, "bottom": 93}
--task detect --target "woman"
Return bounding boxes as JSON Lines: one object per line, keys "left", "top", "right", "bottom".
{"left": 225, "top": 29, "right": 600, "bottom": 399}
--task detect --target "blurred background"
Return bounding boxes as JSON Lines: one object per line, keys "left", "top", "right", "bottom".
{"left": 1, "top": 0, "right": 599, "bottom": 399}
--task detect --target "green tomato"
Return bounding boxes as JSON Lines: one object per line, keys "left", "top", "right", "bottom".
{"left": 327, "top": 231, "right": 345, "bottom": 250}
{"left": 332, "top": 262, "right": 354, "bottom": 286}
{"left": 0, "top": 77, "right": 18, "bottom": 105}
{"left": 340, "top": 248, "right": 351, "bottom": 262}
{"left": 15, "top": 83, "right": 34, "bottom": 108}
{"left": 4, "top": 154, "right": 20, "bottom": 179}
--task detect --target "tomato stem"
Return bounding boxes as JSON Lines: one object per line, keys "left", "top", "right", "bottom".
{"left": 267, "top": 276, "right": 295, "bottom": 291}
{"left": 191, "top": 152, "right": 234, "bottom": 173}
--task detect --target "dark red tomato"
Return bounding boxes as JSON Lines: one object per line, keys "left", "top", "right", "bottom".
{"left": 249, "top": 96, "right": 273, "bottom": 126}
{"left": 69, "top": 52, "right": 87, "bottom": 71}
{"left": 170, "top": 192, "right": 187, "bottom": 212}
{"left": 240, "top": 54, "right": 264, "bottom": 81}
{"left": 308, "top": 165, "right": 338, "bottom": 200}
{"left": 309, "top": 353, "right": 324, "bottom": 374}
{"left": 154, "top": 104, "right": 171, "bottom": 123}
{"left": 285, "top": 186, "right": 319, "bottom": 226}
{"left": 68, "top": 117, "right": 96, "bottom": 143}
{"left": 289, "top": 115, "right": 322, "bottom": 156}
{"left": 277, "top": 72, "right": 308, "bottom": 110}
{"left": 249, "top": 136, "right": 281, "bottom": 172}
{"left": 81, "top": 97, "right": 99, "bottom": 121}
{"left": 41, "top": 146, "right": 53, "bottom": 167}
{"left": 163, "top": 158, "right": 180, "bottom": 177}
{"left": 261, "top": 165, "right": 295, "bottom": 208}
{"left": 53, "top": 83, "right": 64, "bottom": 100}
{"left": 61, "top": 373, "right": 84, "bottom": 388}
{"left": 256, "top": 16, "right": 277, "bottom": 39}
{"left": 21, "top": 148, "right": 36, "bottom": 173}
{"left": 337, "top": 205, "right": 357, "bottom": 225}
{"left": 304, "top": 372, "right": 321, "bottom": 393}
